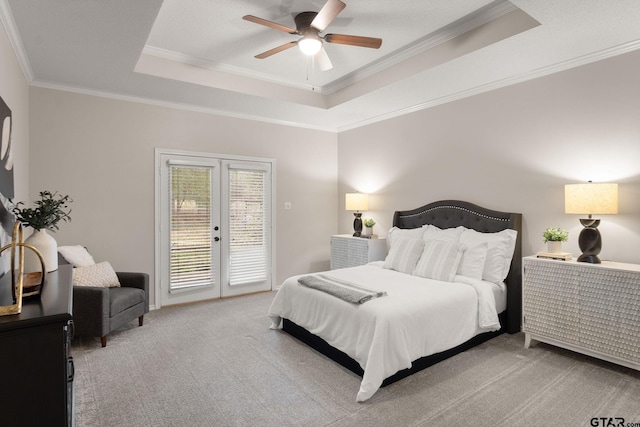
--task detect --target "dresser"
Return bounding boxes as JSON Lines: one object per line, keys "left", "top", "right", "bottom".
{"left": 0, "top": 265, "right": 74, "bottom": 426}
{"left": 522, "top": 256, "right": 640, "bottom": 371}
{"left": 330, "top": 234, "right": 387, "bottom": 269}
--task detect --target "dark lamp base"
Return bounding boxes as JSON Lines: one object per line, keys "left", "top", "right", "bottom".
{"left": 352, "top": 212, "right": 363, "bottom": 237}
{"left": 577, "top": 218, "right": 601, "bottom": 264}
{"left": 577, "top": 254, "right": 601, "bottom": 263}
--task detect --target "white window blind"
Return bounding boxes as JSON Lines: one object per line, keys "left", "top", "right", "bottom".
{"left": 169, "top": 165, "right": 213, "bottom": 291}
{"left": 228, "top": 165, "right": 270, "bottom": 286}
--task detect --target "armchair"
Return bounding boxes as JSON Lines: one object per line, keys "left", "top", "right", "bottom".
{"left": 59, "top": 254, "right": 149, "bottom": 347}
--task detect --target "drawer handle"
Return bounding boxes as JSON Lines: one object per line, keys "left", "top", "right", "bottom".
{"left": 67, "top": 357, "right": 75, "bottom": 382}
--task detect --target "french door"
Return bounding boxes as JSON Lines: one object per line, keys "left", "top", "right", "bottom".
{"left": 156, "top": 150, "right": 274, "bottom": 307}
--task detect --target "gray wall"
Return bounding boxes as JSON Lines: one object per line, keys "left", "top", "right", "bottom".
{"left": 28, "top": 88, "right": 338, "bottom": 307}
{"left": 338, "top": 49, "right": 640, "bottom": 264}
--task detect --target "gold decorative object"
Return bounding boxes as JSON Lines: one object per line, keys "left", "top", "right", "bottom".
{"left": 0, "top": 222, "right": 46, "bottom": 316}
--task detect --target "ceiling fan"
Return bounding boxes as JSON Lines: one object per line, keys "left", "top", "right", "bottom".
{"left": 242, "top": 0, "right": 382, "bottom": 71}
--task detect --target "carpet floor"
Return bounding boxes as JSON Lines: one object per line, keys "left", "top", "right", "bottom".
{"left": 72, "top": 291, "right": 640, "bottom": 427}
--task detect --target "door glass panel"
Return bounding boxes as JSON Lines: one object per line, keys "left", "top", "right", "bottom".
{"left": 169, "top": 165, "right": 213, "bottom": 291}
{"left": 228, "top": 167, "right": 268, "bottom": 286}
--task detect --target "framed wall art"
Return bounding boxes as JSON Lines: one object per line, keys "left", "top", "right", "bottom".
{"left": 0, "top": 96, "right": 15, "bottom": 279}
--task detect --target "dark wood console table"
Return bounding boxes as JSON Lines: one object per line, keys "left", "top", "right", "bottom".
{"left": 0, "top": 264, "right": 74, "bottom": 427}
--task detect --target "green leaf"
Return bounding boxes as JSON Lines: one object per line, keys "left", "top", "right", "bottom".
{"left": 11, "top": 191, "right": 72, "bottom": 231}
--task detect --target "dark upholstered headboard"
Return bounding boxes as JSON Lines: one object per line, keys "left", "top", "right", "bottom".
{"left": 393, "top": 200, "right": 522, "bottom": 334}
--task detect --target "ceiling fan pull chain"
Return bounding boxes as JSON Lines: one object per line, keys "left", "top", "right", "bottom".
{"left": 306, "top": 55, "right": 315, "bottom": 82}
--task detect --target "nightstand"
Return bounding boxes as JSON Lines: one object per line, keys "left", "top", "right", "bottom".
{"left": 330, "top": 234, "right": 387, "bottom": 269}
{"left": 522, "top": 256, "right": 640, "bottom": 371}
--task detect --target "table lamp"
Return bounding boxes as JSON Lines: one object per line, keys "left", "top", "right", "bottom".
{"left": 345, "top": 193, "right": 369, "bottom": 237}
{"left": 565, "top": 182, "right": 618, "bottom": 263}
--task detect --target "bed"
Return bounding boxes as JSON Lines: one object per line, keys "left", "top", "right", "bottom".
{"left": 269, "top": 200, "right": 522, "bottom": 402}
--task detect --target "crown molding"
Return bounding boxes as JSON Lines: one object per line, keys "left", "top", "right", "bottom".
{"left": 337, "top": 38, "right": 640, "bottom": 132}
{"left": 29, "top": 79, "right": 338, "bottom": 133}
{"left": 28, "top": 36, "right": 640, "bottom": 135}
{"left": 25, "top": 37, "right": 640, "bottom": 134}
{"left": 0, "top": 0, "right": 34, "bottom": 83}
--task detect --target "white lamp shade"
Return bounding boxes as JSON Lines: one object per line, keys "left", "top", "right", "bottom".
{"left": 565, "top": 183, "right": 618, "bottom": 215}
{"left": 345, "top": 193, "right": 369, "bottom": 211}
{"left": 298, "top": 37, "right": 322, "bottom": 56}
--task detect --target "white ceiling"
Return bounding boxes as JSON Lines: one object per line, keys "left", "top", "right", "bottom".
{"left": 2, "top": 0, "right": 640, "bottom": 132}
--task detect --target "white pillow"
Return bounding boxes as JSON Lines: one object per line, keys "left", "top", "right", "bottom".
{"left": 459, "top": 228, "right": 517, "bottom": 284}
{"left": 72, "top": 261, "right": 121, "bottom": 288}
{"left": 58, "top": 245, "right": 96, "bottom": 267}
{"left": 383, "top": 237, "right": 425, "bottom": 274}
{"left": 387, "top": 226, "right": 425, "bottom": 248}
{"left": 457, "top": 242, "right": 489, "bottom": 280}
{"left": 413, "top": 240, "right": 464, "bottom": 282}
{"left": 422, "top": 225, "right": 464, "bottom": 242}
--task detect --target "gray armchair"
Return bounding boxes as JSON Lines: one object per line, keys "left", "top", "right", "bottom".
{"left": 59, "top": 254, "right": 149, "bottom": 347}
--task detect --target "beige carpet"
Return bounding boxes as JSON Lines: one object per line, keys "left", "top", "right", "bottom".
{"left": 72, "top": 291, "right": 640, "bottom": 427}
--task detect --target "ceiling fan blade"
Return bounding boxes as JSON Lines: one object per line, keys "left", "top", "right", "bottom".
{"left": 324, "top": 33, "right": 382, "bottom": 49}
{"left": 243, "top": 15, "right": 297, "bottom": 34}
{"left": 315, "top": 47, "right": 333, "bottom": 71}
{"left": 311, "top": 0, "right": 346, "bottom": 32}
{"left": 254, "top": 42, "right": 297, "bottom": 59}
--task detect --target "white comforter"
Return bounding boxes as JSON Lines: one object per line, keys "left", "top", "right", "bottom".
{"left": 268, "top": 262, "right": 501, "bottom": 402}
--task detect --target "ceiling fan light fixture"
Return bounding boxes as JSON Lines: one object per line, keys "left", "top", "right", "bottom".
{"left": 298, "top": 36, "right": 322, "bottom": 56}
{"left": 246, "top": 0, "right": 381, "bottom": 67}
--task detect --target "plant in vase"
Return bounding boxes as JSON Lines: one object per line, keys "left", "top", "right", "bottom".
{"left": 542, "top": 227, "right": 568, "bottom": 253}
{"left": 363, "top": 218, "right": 376, "bottom": 236}
{"left": 11, "top": 191, "right": 72, "bottom": 272}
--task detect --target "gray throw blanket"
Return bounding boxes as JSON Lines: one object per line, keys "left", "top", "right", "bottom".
{"left": 297, "top": 274, "right": 387, "bottom": 304}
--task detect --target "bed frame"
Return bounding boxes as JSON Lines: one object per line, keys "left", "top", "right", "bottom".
{"left": 283, "top": 200, "right": 522, "bottom": 386}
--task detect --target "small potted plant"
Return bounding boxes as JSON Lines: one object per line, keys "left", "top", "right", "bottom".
{"left": 11, "top": 191, "right": 72, "bottom": 272}
{"left": 363, "top": 218, "right": 376, "bottom": 236}
{"left": 543, "top": 227, "right": 568, "bottom": 253}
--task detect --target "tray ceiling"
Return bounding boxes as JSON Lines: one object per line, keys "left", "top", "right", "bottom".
{"left": 3, "top": 0, "right": 640, "bottom": 132}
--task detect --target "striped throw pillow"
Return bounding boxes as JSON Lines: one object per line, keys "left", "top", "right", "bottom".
{"left": 383, "top": 237, "right": 425, "bottom": 274}
{"left": 413, "top": 240, "right": 464, "bottom": 282}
